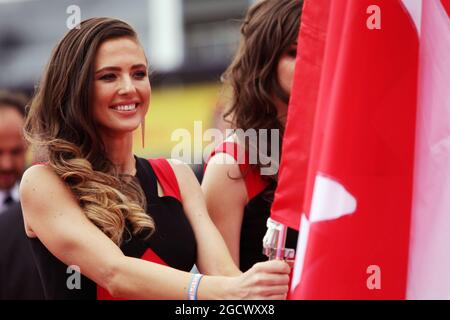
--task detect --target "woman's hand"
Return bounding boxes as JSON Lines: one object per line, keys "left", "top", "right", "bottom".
{"left": 227, "top": 260, "right": 291, "bottom": 300}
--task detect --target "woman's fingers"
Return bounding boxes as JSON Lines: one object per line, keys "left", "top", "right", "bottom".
{"left": 252, "top": 273, "right": 290, "bottom": 286}
{"left": 286, "top": 259, "right": 295, "bottom": 269}
{"left": 265, "top": 293, "right": 288, "bottom": 300}
{"left": 251, "top": 260, "right": 291, "bottom": 275}
{"left": 257, "top": 284, "right": 289, "bottom": 296}
{"left": 235, "top": 260, "right": 291, "bottom": 300}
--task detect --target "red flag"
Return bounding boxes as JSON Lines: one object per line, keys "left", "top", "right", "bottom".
{"left": 282, "top": 0, "right": 419, "bottom": 299}
{"left": 270, "top": 0, "right": 331, "bottom": 230}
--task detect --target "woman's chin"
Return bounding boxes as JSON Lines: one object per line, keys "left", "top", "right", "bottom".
{"left": 99, "top": 123, "right": 141, "bottom": 137}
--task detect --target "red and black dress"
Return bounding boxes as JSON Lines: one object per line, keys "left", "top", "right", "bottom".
{"left": 29, "top": 157, "right": 196, "bottom": 299}
{"left": 205, "top": 142, "right": 298, "bottom": 272}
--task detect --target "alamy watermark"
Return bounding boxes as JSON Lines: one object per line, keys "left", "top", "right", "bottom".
{"left": 366, "top": 264, "right": 381, "bottom": 290}
{"left": 66, "top": 5, "right": 81, "bottom": 30}
{"left": 66, "top": 265, "right": 81, "bottom": 290}
{"left": 170, "top": 121, "right": 280, "bottom": 176}
{"left": 366, "top": 5, "right": 381, "bottom": 30}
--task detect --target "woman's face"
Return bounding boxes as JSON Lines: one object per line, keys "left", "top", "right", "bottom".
{"left": 92, "top": 37, "right": 150, "bottom": 136}
{"left": 275, "top": 41, "right": 297, "bottom": 121}
{"left": 277, "top": 42, "right": 297, "bottom": 96}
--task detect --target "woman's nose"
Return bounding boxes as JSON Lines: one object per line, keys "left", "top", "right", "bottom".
{"left": 118, "top": 76, "right": 136, "bottom": 95}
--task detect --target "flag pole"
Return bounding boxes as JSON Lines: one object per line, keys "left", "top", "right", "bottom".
{"left": 275, "top": 224, "right": 287, "bottom": 260}
{"left": 263, "top": 218, "right": 294, "bottom": 261}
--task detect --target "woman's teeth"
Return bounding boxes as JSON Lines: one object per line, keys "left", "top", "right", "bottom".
{"left": 113, "top": 104, "right": 136, "bottom": 111}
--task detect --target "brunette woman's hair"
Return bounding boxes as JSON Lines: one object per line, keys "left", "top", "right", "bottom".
{"left": 222, "top": 0, "right": 302, "bottom": 190}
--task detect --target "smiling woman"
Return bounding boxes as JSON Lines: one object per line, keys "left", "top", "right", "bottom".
{"left": 20, "top": 17, "right": 290, "bottom": 300}
{"left": 92, "top": 38, "right": 150, "bottom": 135}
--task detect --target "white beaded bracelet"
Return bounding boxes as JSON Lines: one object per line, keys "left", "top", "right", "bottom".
{"left": 188, "top": 273, "right": 204, "bottom": 300}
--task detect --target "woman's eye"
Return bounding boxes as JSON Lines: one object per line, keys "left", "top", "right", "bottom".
{"left": 134, "top": 71, "right": 147, "bottom": 79}
{"left": 99, "top": 73, "right": 116, "bottom": 81}
{"left": 287, "top": 48, "right": 297, "bottom": 58}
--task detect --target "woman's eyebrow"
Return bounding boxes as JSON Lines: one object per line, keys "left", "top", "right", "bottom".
{"left": 95, "top": 64, "right": 147, "bottom": 74}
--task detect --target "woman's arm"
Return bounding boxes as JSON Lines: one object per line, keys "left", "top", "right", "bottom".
{"left": 201, "top": 153, "right": 247, "bottom": 266}
{"left": 168, "top": 159, "right": 242, "bottom": 276}
{"left": 168, "top": 159, "right": 290, "bottom": 300}
{"left": 20, "top": 165, "right": 221, "bottom": 299}
{"left": 21, "top": 164, "right": 289, "bottom": 299}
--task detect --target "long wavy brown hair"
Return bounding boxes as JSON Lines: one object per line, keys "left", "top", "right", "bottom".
{"left": 222, "top": 0, "right": 302, "bottom": 190}
{"left": 25, "top": 17, "right": 154, "bottom": 246}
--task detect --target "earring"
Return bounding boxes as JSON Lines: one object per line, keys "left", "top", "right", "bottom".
{"left": 141, "top": 117, "right": 146, "bottom": 149}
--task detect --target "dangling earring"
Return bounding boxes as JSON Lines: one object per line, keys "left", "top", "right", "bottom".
{"left": 141, "top": 117, "right": 146, "bottom": 149}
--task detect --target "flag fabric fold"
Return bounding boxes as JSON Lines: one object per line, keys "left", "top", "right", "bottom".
{"left": 267, "top": 0, "right": 450, "bottom": 299}
{"left": 270, "top": 0, "right": 331, "bottom": 230}
{"left": 406, "top": 0, "right": 450, "bottom": 299}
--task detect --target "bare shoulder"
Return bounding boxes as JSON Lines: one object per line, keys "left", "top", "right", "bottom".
{"left": 20, "top": 165, "right": 76, "bottom": 234}
{"left": 206, "top": 134, "right": 243, "bottom": 178}
{"left": 165, "top": 159, "right": 206, "bottom": 220}
{"left": 166, "top": 158, "right": 191, "bottom": 172}
{"left": 204, "top": 152, "right": 243, "bottom": 187}
{"left": 202, "top": 153, "right": 247, "bottom": 205}
{"left": 166, "top": 158, "right": 199, "bottom": 190}
{"left": 206, "top": 152, "right": 239, "bottom": 169}
{"left": 20, "top": 165, "right": 71, "bottom": 202}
